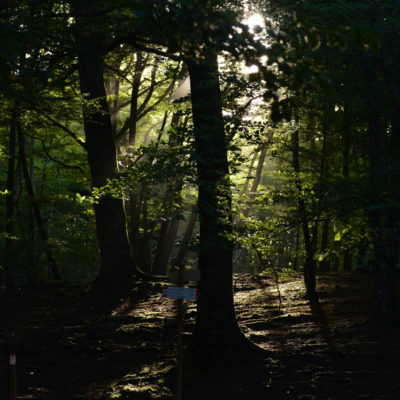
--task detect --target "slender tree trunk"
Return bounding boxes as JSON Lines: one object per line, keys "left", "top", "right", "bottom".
{"left": 153, "top": 204, "right": 183, "bottom": 275}
{"left": 28, "top": 137, "right": 37, "bottom": 284}
{"left": 104, "top": 78, "right": 120, "bottom": 135}
{"left": 292, "top": 127, "right": 316, "bottom": 296}
{"left": 173, "top": 208, "right": 198, "bottom": 269}
{"left": 342, "top": 106, "right": 352, "bottom": 271}
{"left": 17, "top": 120, "right": 62, "bottom": 281}
{"left": 319, "top": 220, "right": 330, "bottom": 273}
{"left": 152, "top": 217, "right": 170, "bottom": 275}
{"left": 75, "top": 34, "right": 135, "bottom": 296}
{"left": 152, "top": 112, "right": 184, "bottom": 275}
{"left": 242, "top": 146, "right": 267, "bottom": 219}
{"left": 129, "top": 51, "right": 144, "bottom": 146}
{"left": 293, "top": 225, "right": 300, "bottom": 272}
{"left": 104, "top": 51, "right": 124, "bottom": 137}
{"left": 317, "top": 106, "right": 331, "bottom": 274}
{"left": 128, "top": 112, "right": 171, "bottom": 274}
{"left": 136, "top": 196, "right": 152, "bottom": 273}
{"left": 164, "top": 213, "right": 181, "bottom": 263}
{"left": 187, "top": 50, "right": 256, "bottom": 358}
{"left": 242, "top": 149, "right": 259, "bottom": 195}
{"left": 27, "top": 198, "right": 36, "bottom": 285}
{"left": 4, "top": 111, "right": 17, "bottom": 294}
{"left": 360, "top": 62, "right": 398, "bottom": 322}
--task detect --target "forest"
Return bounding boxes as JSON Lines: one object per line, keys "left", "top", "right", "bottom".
{"left": 0, "top": 0, "right": 399, "bottom": 399}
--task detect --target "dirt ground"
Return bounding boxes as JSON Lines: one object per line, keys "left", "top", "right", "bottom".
{"left": 1, "top": 272, "right": 399, "bottom": 400}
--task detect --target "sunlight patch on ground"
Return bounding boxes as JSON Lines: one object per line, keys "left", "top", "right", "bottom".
{"left": 109, "top": 362, "right": 174, "bottom": 399}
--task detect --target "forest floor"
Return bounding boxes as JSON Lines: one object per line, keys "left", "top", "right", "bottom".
{"left": 1, "top": 272, "right": 400, "bottom": 400}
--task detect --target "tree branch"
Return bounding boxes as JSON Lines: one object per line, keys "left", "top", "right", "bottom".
{"left": 40, "top": 113, "right": 87, "bottom": 150}
{"left": 39, "top": 138, "right": 87, "bottom": 178}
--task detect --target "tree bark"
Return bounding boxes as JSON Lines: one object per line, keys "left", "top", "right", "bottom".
{"left": 319, "top": 220, "right": 330, "bottom": 273}
{"left": 152, "top": 112, "right": 184, "bottom": 275}
{"left": 293, "top": 225, "right": 300, "bottom": 272}
{"left": 242, "top": 149, "right": 258, "bottom": 195}
{"left": 172, "top": 208, "right": 198, "bottom": 269}
{"left": 187, "top": 50, "right": 257, "bottom": 359}
{"left": 75, "top": 35, "right": 135, "bottom": 297}
{"left": 17, "top": 120, "right": 62, "bottom": 282}
{"left": 4, "top": 110, "right": 17, "bottom": 294}
{"left": 128, "top": 51, "right": 145, "bottom": 146}
{"left": 242, "top": 146, "right": 267, "bottom": 219}
{"left": 292, "top": 127, "right": 316, "bottom": 296}
{"left": 368, "top": 112, "right": 398, "bottom": 323}
{"left": 342, "top": 106, "right": 352, "bottom": 271}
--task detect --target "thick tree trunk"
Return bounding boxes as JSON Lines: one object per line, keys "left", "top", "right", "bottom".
{"left": 76, "top": 41, "right": 135, "bottom": 297}
{"left": 383, "top": 65, "right": 400, "bottom": 319}
{"left": 187, "top": 50, "right": 257, "bottom": 359}
{"left": 367, "top": 111, "right": 397, "bottom": 322}
{"left": 358, "top": 60, "right": 398, "bottom": 322}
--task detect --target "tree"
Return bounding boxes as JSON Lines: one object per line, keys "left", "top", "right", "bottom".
{"left": 256, "top": 0, "right": 400, "bottom": 319}
{"left": 71, "top": 3, "right": 137, "bottom": 297}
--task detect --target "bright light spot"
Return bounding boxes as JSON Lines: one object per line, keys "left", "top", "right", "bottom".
{"left": 243, "top": 14, "right": 264, "bottom": 33}
{"left": 244, "top": 64, "right": 259, "bottom": 74}
{"left": 241, "top": 14, "right": 267, "bottom": 75}
{"left": 171, "top": 76, "right": 190, "bottom": 100}
{"left": 242, "top": 53, "right": 268, "bottom": 75}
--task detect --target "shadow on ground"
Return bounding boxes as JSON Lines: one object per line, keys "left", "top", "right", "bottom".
{"left": 1, "top": 272, "right": 399, "bottom": 399}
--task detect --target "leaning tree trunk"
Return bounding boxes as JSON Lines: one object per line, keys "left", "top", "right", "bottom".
{"left": 187, "top": 49, "right": 258, "bottom": 359}
{"left": 75, "top": 39, "right": 135, "bottom": 297}
{"left": 241, "top": 145, "right": 267, "bottom": 220}
{"left": 242, "top": 149, "right": 259, "bottom": 195}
